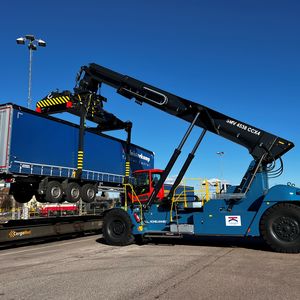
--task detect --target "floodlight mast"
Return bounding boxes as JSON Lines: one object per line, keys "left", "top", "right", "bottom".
{"left": 16, "top": 35, "right": 46, "bottom": 108}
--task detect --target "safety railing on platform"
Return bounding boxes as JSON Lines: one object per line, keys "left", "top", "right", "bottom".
{"left": 180, "top": 178, "right": 224, "bottom": 201}
{"left": 169, "top": 178, "right": 225, "bottom": 221}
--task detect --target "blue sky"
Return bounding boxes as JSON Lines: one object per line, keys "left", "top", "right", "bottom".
{"left": 1, "top": 0, "right": 300, "bottom": 185}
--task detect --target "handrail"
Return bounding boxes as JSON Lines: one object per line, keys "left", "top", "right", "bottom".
{"left": 169, "top": 178, "right": 227, "bottom": 221}
{"left": 122, "top": 183, "right": 143, "bottom": 224}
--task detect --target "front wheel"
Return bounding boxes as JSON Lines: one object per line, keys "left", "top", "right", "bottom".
{"left": 103, "top": 208, "right": 134, "bottom": 246}
{"left": 260, "top": 203, "right": 300, "bottom": 253}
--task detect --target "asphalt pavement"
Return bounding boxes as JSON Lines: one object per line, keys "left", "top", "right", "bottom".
{"left": 0, "top": 235, "right": 299, "bottom": 300}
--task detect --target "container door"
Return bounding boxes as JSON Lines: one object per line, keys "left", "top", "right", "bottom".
{"left": 0, "top": 105, "right": 12, "bottom": 170}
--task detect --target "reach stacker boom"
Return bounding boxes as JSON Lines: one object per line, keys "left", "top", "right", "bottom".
{"left": 37, "top": 63, "right": 300, "bottom": 253}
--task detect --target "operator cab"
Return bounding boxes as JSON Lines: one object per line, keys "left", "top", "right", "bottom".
{"left": 131, "top": 169, "right": 164, "bottom": 203}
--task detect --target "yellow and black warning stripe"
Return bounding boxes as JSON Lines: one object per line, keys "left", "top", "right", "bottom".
{"left": 36, "top": 95, "right": 71, "bottom": 108}
{"left": 125, "top": 161, "right": 130, "bottom": 176}
{"left": 77, "top": 151, "right": 84, "bottom": 170}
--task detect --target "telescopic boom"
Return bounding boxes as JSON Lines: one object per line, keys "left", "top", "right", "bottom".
{"left": 75, "top": 63, "right": 294, "bottom": 164}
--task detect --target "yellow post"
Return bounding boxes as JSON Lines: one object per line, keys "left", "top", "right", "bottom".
{"left": 123, "top": 183, "right": 128, "bottom": 211}
{"left": 183, "top": 180, "right": 187, "bottom": 208}
{"left": 205, "top": 179, "right": 210, "bottom": 201}
{"left": 216, "top": 181, "right": 220, "bottom": 194}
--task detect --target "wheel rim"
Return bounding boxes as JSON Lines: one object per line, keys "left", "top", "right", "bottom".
{"left": 71, "top": 187, "right": 80, "bottom": 198}
{"left": 272, "top": 216, "right": 300, "bottom": 242}
{"left": 109, "top": 219, "right": 125, "bottom": 237}
{"left": 86, "top": 188, "right": 95, "bottom": 199}
{"left": 51, "top": 186, "right": 61, "bottom": 199}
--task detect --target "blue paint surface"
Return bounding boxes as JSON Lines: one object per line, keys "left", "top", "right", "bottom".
{"left": 7, "top": 106, "right": 154, "bottom": 180}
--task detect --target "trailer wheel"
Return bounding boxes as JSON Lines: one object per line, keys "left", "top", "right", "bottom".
{"left": 12, "top": 191, "right": 33, "bottom": 203}
{"left": 103, "top": 208, "right": 134, "bottom": 246}
{"left": 260, "top": 203, "right": 300, "bottom": 253}
{"left": 10, "top": 183, "right": 34, "bottom": 203}
{"left": 65, "top": 182, "right": 81, "bottom": 203}
{"left": 45, "top": 181, "right": 63, "bottom": 203}
{"left": 81, "top": 184, "right": 97, "bottom": 203}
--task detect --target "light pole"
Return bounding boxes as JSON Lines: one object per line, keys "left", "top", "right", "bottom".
{"left": 216, "top": 151, "right": 224, "bottom": 189}
{"left": 16, "top": 34, "right": 46, "bottom": 109}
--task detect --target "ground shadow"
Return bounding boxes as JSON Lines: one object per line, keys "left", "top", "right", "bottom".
{"left": 96, "top": 235, "right": 271, "bottom": 252}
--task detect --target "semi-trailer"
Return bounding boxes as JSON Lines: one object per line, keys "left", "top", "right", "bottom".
{"left": 0, "top": 103, "right": 154, "bottom": 204}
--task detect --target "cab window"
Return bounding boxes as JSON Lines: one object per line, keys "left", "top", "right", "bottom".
{"left": 151, "top": 173, "right": 161, "bottom": 187}
{"left": 133, "top": 172, "right": 150, "bottom": 194}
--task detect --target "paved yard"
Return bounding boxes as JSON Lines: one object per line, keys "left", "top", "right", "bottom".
{"left": 0, "top": 235, "right": 299, "bottom": 299}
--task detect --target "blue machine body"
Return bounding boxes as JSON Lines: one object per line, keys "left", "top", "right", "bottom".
{"left": 127, "top": 167, "right": 300, "bottom": 237}
{"left": 0, "top": 104, "right": 154, "bottom": 184}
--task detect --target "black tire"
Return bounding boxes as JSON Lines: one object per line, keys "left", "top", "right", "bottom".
{"left": 64, "top": 182, "right": 81, "bottom": 203}
{"left": 45, "top": 181, "right": 63, "bottom": 203}
{"left": 12, "top": 191, "right": 33, "bottom": 203}
{"left": 260, "top": 203, "right": 300, "bottom": 253}
{"left": 10, "top": 182, "right": 34, "bottom": 203}
{"left": 81, "top": 184, "right": 97, "bottom": 203}
{"left": 103, "top": 208, "right": 134, "bottom": 246}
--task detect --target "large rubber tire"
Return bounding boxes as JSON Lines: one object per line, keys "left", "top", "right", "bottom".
{"left": 10, "top": 182, "right": 34, "bottom": 203}
{"left": 260, "top": 203, "right": 300, "bottom": 253}
{"left": 12, "top": 191, "right": 33, "bottom": 203}
{"left": 64, "top": 182, "right": 81, "bottom": 203}
{"left": 81, "top": 184, "right": 97, "bottom": 203}
{"left": 103, "top": 208, "right": 134, "bottom": 246}
{"left": 45, "top": 181, "right": 63, "bottom": 203}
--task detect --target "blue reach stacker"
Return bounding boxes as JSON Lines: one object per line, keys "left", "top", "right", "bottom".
{"left": 37, "top": 63, "right": 300, "bottom": 253}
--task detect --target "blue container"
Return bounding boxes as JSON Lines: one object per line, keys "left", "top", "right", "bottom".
{"left": 0, "top": 104, "right": 154, "bottom": 184}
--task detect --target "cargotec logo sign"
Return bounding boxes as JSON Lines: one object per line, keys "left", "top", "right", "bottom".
{"left": 225, "top": 216, "right": 242, "bottom": 226}
{"left": 8, "top": 229, "right": 32, "bottom": 239}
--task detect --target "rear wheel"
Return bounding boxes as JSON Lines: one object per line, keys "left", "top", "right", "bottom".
{"left": 12, "top": 191, "right": 33, "bottom": 203}
{"left": 45, "top": 181, "right": 63, "bottom": 203}
{"left": 260, "top": 203, "right": 300, "bottom": 253}
{"left": 103, "top": 208, "right": 134, "bottom": 246}
{"left": 11, "top": 183, "right": 34, "bottom": 203}
{"left": 81, "top": 184, "right": 97, "bottom": 203}
{"left": 64, "top": 182, "right": 81, "bottom": 203}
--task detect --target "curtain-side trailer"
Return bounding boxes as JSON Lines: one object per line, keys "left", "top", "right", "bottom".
{"left": 0, "top": 103, "right": 154, "bottom": 204}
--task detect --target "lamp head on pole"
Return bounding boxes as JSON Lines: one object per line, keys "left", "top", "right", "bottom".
{"left": 16, "top": 37, "right": 26, "bottom": 45}
{"left": 25, "top": 34, "right": 35, "bottom": 41}
{"left": 37, "top": 39, "right": 46, "bottom": 47}
{"left": 16, "top": 34, "right": 47, "bottom": 109}
{"left": 28, "top": 43, "right": 37, "bottom": 51}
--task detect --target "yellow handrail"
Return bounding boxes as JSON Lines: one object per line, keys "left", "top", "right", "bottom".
{"left": 168, "top": 178, "right": 224, "bottom": 221}
{"left": 122, "top": 183, "right": 143, "bottom": 224}
{"left": 170, "top": 191, "right": 181, "bottom": 222}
